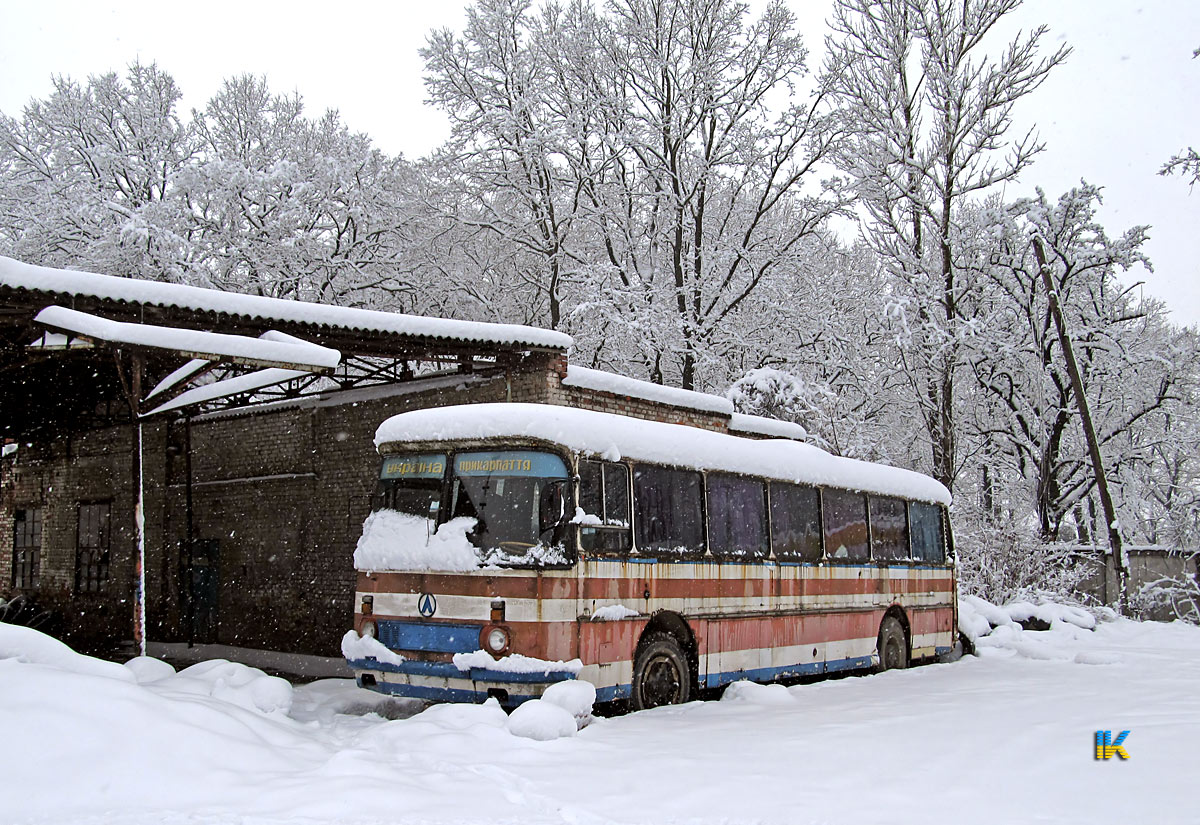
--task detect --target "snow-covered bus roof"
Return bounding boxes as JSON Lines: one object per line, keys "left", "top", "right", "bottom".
{"left": 0, "top": 256, "right": 571, "bottom": 351}
{"left": 375, "top": 403, "right": 950, "bottom": 506}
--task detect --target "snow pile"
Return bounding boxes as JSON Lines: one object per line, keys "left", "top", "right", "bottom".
{"left": 507, "top": 699, "right": 579, "bottom": 740}
{"left": 452, "top": 650, "right": 584, "bottom": 675}
{"left": 960, "top": 593, "right": 1110, "bottom": 664}
{"left": 591, "top": 604, "right": 639, "bottom": 621}
{"left": 0, "top": 621, "right": 135, "bottom": 682}
{"left": 506, "top": 680, "right": 595, "bottom": 740}
{"left": 959, "top": 593, "right": 1097, "bottom": 643}
{"left": 958, "top": 594, "right": 1017, "bottom": 641}
{"left": 721, "top": 679, "right": 798, "bottom": 706}
{"left": 341, "top": 629, "right": 406, "bottom": 666}
{"left": 124, "top": 655, "right": 176, "bottom": 684}
{"left": 152, "top": 659, "right": 295, "bottom": 714}
{"left": 541, "top": 679, "right": 597, "bottom": 728}
{"left": 354, "top": 509, "right": 479, "bottom": 572}
{"left": 1005, "top": 600, "right": 1096, "bottom": 631}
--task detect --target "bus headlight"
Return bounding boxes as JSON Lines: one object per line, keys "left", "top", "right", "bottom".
{"left": 361, "top": 620, "right": 376, "bottom": 639}
{"left": 481, "top": 625, "right": 511, "bottom": 657}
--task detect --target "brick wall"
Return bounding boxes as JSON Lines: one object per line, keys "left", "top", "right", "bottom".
{"left": 558, "top": 384, "right": 729, "bottom": 431}
{"left": 0, "top": 422, "right": 170, "bottom": 652}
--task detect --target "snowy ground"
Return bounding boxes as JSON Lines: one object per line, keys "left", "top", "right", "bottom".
{"left": 2, "top": 613, "right": 1198, "bottom": 825}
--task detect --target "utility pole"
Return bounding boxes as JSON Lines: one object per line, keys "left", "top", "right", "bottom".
{"left": 1032, "top": 237, "right": 1127, "bottom": 613}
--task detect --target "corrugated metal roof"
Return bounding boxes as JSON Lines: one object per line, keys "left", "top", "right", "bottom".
{"left": 0, "top": 256, "right": 572, "bottom": 351}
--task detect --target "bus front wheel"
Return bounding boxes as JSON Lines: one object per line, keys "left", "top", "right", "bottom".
{"left": 631, "top": 632, "right": 692, "bottom": 710}
{"left": 876, "top": 616, "right": 908, "bottom": 671}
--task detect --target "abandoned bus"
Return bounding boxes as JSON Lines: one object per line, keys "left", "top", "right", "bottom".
{"left": 344, "top": 403, "right": 956, "bottom": 709}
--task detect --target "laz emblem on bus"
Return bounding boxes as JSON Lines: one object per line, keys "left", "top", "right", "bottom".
{"left": 418, "top": 593, "right": 437, "bottom": 618}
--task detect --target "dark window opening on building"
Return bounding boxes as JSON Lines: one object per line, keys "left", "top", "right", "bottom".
{"left": 12, "top": 507, "right": 42, "bottom": 590}
{"left": 76, "top": 502, "right": 111, "bottom": 594}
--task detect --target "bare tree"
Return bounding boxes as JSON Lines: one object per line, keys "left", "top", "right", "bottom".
{"left": 1160, "top": 47, "right": 1200, "bottom": 187}
{"left": 970, "top": 184, "right": 1180, "bottom": 542}
{"left": 822, "top": 0, "right": 1068, "bottom": 490}
{"left": 0, "top": 62, "right": 194, "bottom": 280}
{"left": 422, "top": 0, "right": 843, "bottom": 388}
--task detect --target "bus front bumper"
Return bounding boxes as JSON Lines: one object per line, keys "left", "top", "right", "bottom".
{"left": 346, "top": 657, "right": 577, "bottom": 706}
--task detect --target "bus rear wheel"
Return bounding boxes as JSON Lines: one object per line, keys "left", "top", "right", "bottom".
{"left": 876, "top": 616, "right": 908, "bottom": 672}
{"left": 631, "top": 632, "right": 692, "bottom": 711}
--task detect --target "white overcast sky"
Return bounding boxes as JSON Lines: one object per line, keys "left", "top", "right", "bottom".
{"left": 1, "top": 0, "right": 1197, "bottom": 324}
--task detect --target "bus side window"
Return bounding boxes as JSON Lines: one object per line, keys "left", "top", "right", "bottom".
{"left": 770, "top": 482, "right": 822, "bottom": 562}
{"left": 579, "top": 460, "right": 603, "bottom": 519}
{"left": 909, "top": 502, "right": 945, "bottom": 563}
{"left": 633, "top": 464, "right": 705, "bottom": 558}
{"left": 603, "top": 464, "right": 630, "bottom": 528}
{"left": 579, "top": 459, "right": 632, "bottom": 555}
{"left": 869, "top": 496, "right": 909, "bottom": 561}
{"left": 822, "top": 488, "right": 869, "bottom": 562}
{"left": 707, "top": 474, "right": 768, "bottom": 560}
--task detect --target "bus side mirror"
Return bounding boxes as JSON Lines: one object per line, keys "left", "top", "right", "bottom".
{"left": 539, "top": 480, "right": 568, "bottom": 535}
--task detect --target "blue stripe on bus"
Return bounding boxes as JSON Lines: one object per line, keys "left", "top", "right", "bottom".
{"left": 376, "top": 621, "right": 480, "bottom": 654}
{"left": 346, "top": 657, "right": 577, "bottom": 684}
{"left": 595, "top": 683, "right": 633, "bottom": 702}
{"left": 702, "top": 655, "right": 875, "bottom": 688}
{"left": 364, "top": 679, "right": 546, "bottom": 706}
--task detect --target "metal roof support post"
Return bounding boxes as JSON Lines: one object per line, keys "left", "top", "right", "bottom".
{"left": 115, "top": 349, "right": 148, "bottom": 656}
{"left": 185, "top": 414, "right": 195, "bottom": 649}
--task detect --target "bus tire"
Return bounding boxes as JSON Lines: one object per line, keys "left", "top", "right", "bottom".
{"left": 631, "top": 631, "right": 692, "bottom": 711}
{"left": 876, "top": 616, "right": 908, "bottom": 672}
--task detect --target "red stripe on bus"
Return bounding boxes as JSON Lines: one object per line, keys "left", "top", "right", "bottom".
{"left": 359, "top": 570, "right": 953, "bottom": 603}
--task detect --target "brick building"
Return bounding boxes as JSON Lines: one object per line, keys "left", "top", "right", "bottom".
{"left": 0, "top": 258, "right": 802, "bottom": 656}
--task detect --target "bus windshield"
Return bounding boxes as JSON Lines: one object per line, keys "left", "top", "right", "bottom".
{"left": 449, "top": 450, "right": 570, "bottom": 565}
{"left": 371, "top": 449, "right": 571, "bottom": 568}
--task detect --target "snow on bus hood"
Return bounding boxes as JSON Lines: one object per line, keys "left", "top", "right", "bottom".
{"left": 375, "top": 403, "right": 951, "bottom": 505}
{"left": 354, "top": 510, "right": 480, "bottom": 572}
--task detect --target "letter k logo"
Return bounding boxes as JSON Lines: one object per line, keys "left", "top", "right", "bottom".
{"left": 1094, "top": 730, "right": 1131, "bottom": 760}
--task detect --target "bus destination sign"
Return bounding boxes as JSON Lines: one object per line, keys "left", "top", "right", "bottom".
{"left": 379, "top": 454, "right": 446, "bottom": 480}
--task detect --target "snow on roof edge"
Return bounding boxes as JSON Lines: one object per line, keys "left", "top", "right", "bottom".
{"left": 36, "top": 305, "right": 342, "bottom": 370}
{"left": 729, "top": 412, "right": 807, "bottom": 441}
{"left": 562, "top": 365, "right": 733, "bottom": 415}
{"left": 375, "top": 403, "right": 950, "bottom": 505}
{"left": 1, "top": 256, "right": 571, "bottom": 351}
